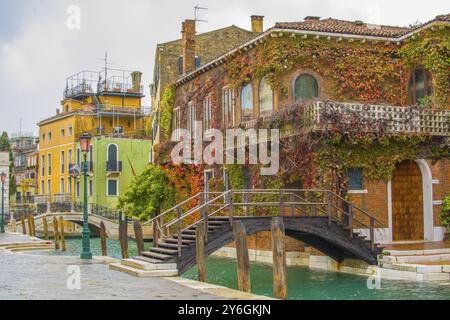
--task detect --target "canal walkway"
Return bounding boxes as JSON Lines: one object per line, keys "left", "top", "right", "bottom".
{"left": 0, "top": 233, "right": 265, "bottom": 300}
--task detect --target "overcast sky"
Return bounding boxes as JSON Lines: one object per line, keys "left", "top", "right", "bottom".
{"left": 0, "top": 0, "right": 448, "bottom": 135}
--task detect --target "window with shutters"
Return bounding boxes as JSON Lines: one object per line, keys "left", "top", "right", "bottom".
{"left": 347, "top": 168, "right": 364, "bottom": 190}
{"left": 408, "top": 67, "right": 433, "bottom": 105}
{"left": 241, "top": 83, "right": 254, "bottom": 121}
{"left": 259, "top": 77, "right": 273, "bottom": 116}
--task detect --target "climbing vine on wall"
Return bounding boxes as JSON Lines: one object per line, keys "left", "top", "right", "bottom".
{"left": 159, "top": 86, "right": 175, "bottom": 140}
{"left": 399, "top": 26, "right": 450, "bottom": 107}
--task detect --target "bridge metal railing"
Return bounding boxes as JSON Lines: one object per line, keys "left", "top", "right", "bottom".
{"left": 144, "top": 189, "right": 384, "bottom": 258}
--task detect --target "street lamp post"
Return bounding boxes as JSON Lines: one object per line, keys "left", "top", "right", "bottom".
{"left": 1, "top": 172, "right": 6, "bottom": 234}
{"left": 79, "top": 133, "right": 92, "bottom": 260}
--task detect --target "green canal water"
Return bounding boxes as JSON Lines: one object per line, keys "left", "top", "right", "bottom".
{"left": 35, "top": 238, "right": 450, "bottom": 300}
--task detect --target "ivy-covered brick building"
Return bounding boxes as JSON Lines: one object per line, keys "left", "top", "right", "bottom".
{"left": 157, "top": 14, "right": 450, "bottom": 244}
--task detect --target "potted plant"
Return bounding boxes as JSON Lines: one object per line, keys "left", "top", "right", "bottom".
{"left": 440, "top": 194, "right": 450, "bottom": 240}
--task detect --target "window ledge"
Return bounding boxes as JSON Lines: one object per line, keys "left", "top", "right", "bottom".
{"left": 348, "top": 190, "right": 368, "bottom": 194}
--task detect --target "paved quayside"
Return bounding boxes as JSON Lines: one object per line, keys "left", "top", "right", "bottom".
{"left": 0, "top": 233, "right": 267, "bottom": 300}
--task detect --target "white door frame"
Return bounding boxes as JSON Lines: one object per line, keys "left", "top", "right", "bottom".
{"left": 387, "top": 159, "right": 434, "bottom": 242}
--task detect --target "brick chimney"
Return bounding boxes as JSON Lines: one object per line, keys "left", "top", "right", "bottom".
{"left": 251, "top": 15, "right": 264, "bottom": 33}
{"left": 181, "top": 19, "right": 196, "bottom": 75}
{"left": 131, "top": 71, "right": 142, "bottom": 92}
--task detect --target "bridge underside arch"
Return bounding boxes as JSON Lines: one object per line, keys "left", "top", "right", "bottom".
{"left": 177, "top": 217, "right": 377, "bottom": 274}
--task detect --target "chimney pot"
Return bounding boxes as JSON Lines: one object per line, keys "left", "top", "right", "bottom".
{"left": 251, "top": 15, "right": 264, "bottom": 33}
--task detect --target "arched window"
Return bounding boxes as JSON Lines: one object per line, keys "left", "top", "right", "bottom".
{"left": 409, "top": 67, "right": 433, "bottom": 105}
{"left": 259, "top": 77, "right": 273, "bottom": 116}
{"left": 294, "top": 74, "right": 319, "bottom": 101}
{"left": 107, "top": 144, "right": 118, "bottom": 162}
{"left": 241, "top": 83, "right": 254, "bottom": 121}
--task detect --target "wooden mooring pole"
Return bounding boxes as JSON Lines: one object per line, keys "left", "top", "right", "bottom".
{"left": 119, "top": 216, "right": 129, "bottom": 259}
{"left": 100, "top": 221, "right": 108, "bottom": 257}
{"left": 31, "top": 216, "right": 36, "bottom": 237}
{"left": 27, "top": 216, "right": 32, "bottom": 237}
{"left": 272, "top": 217, "right": 287, "bottom": 300}
{"left": 133, "top": 220, "right": 145, "bottom": 256}
{"left": 59, "top": 217, "right": 66, "bottom": 252}
{"left": 196, "top": 222, "right": 207, "bottom": 283}
{"left": 42, "top": 216, "right": 49, "bottom": 240}
{"left": 21, "top": 215, "right": 26, "bottom": 234}
{"left": 53, "top": 217, "right": 60, "bottom": 251}
{"left": 233, "top": 221, "right": 251, "bottom": 293}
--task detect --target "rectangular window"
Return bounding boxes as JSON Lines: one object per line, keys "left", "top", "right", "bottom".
{"left": 41, "top": 133, "right": 45, "bottom": 143}
{"left": 107, "top": 179, "right": 118, "bottom": 197}
{"left": 347, "top": 168, "right": 364, "bottom": 190}
{"left": 187, "top": 102, "right": 196, "bottom": 133}
{"left": 41, "top": 155, "right": 45, "bottom": 176}
{"left": 223, "top": 87, "right": 235, "bottom": 127}
{"left": 60, "top": 178, "right": 65, "bottom": 194}
{"left": 172, "top": 107, "right": 182, "bottom": 141}
{"left": 203, "top": 94, "right": 212, "bottom": 129}
{"left": 76, "top": 181, "right": 80, "bottom": 197}
{"left": 68, "top": 177, "right": 72, "bottom": 194}
{"left": 47, "top": 179, "right": 51, "bottom": 196}
{"left": 48, "top": 131, "right": 52, "bottom": 142}
{"left": 60, "top": 150, "right": 65, "bottom": 174}
{"left": 68, "top": 149, "right": 72, "bottom": 172}
{"left": 47, "top": 153, "right": 52, "bottom": 176}
{"left": 60, "top": 128, "right": 65, "bottom": 138}
{"left": 178, "top": 56, "right": 183, "bottom": 75}
{"left": 68, "top": 127, "right": 73, "bottom": 136}
{"left": 41, "top": 180, "right": 45, "bottom": 195}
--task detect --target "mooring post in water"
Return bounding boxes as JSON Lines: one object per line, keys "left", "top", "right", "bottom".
{"left": 53, "top": 217, "right": 60, "bottom": 251}
{"left": 272, "top": 217, "right": 287, "bottom": 300}
{"left": 196, "top": 222, "right": 207, "bottom": 283}
{"left": 43, "top": 216, "right": 48, "bottom": 240}
{"left": 21, "top": 215, "right": 26, "bottom": 234}
{"left": 133, "top": 220, "right": 145, "bottom": 256}
{"left": 119, "top": 214, "right": 129, "bottom": 259}
{"left": 233, "top": 221, "right": 251, "bottom": 293}
{"left": 100, "top": 221, "right": 108, "bottom": 257}
{"left": 59, "top": 217, "right": 66, "bottom": 252}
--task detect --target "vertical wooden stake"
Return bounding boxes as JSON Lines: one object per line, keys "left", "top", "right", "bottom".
{"left": 100, "top": 221, "right": 108, "bottom": 257}
{"left": 31, "top": 216, "right": 36, "bottom": 237}
{"left": 272, "top": 217, "right": 287, "bottom": 300}
{"left": 59, "top": 217, "right": 66, "bottom": 252}
{"left": 53, "top": 217, "right": 60, "bottom": 251}
{"left": 119, "top": 219, "right": 129, "bottom": 259}
{"left": 133, "top": 220, "right": 145, "bottom": 256}
{"left": 233, "top": 221, "right": 251, "bottom": 293}
{"left": 11, "top": 219, "right": 16, "bottom": 233}
{"left": 196, "top": 222, "right": 207, "bottom": 283}
{"left": 42, "top": 216, "right": 49, "bottom": 240}
{"left": 27, "top": 216, "right": 33, "bottom": 237}
{"left": 21, "top": 215, "right": 26, "bottom": 234}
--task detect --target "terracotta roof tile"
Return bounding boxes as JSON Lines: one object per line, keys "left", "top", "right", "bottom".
{"left": 275, "top": 18, "right": 412, "bottom": 38}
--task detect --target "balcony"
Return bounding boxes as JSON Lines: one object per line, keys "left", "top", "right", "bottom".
{"left": 240, "top": 101, "right": 450, "bottom": 137}
{"left": 106, "top": 161, "right": 122, "bottom": 173}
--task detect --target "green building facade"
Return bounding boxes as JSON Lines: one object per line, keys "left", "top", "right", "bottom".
{"left": 74, "top": 137, "right": 152, "bottom": 209}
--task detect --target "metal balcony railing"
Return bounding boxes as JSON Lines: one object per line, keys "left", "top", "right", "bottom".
{"left": 106, "top": 161, "right": 122, "bottom": 173}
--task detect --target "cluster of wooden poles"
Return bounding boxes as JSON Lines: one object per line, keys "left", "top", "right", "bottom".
{"left": 17, "top": 215, "right": 66, "bottom": 252}
{"left": 196, "top": 217, "right": 288, "bottom": 300}
{"left": 98, "top": 219, "right": 145, "bottom": 259}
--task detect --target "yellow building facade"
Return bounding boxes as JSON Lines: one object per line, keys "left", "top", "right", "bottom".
{"left": 37, "top": 69, "right": 150, "bottom": 202}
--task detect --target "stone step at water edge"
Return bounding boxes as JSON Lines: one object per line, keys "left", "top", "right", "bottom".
{"left": 121, "top": 258, "right": 177, "bottom": 271}
{"left": 141, "top": 251, "right": 174, "bottom": 261}
{"left": 134, "top": 255, "right": 174, "bottom": 264}
{"left": 110, "top": 263, "right": 179, "bottom": 278}
{"left": 387, "top": 263, "right": 448, "bottom": 274}
{"left": 165, "top": 238, "right": 195, "bottom": 245}
{"left": 382, "top": 253, "right": 450, "bottom": 264}
{"left": 150, "top": 247, "right": 179, "bottom": 255}
{"left": 384, "top": 248, "right": 450, "bottom": 257}
{"left": 0, "top": 241, "right": 52, "bottom": 248}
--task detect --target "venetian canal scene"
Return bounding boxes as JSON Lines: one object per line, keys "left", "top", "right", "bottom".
{"left": 0, "top": 0, "right": 449, "bottom": 306}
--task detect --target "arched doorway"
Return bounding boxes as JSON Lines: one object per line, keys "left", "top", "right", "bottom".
{"left": 392, "top": 161, "right": 424, "bottom": 241}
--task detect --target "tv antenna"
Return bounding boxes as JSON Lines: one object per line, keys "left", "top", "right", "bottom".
{"left": 194, "top": 4, "right": 208, "bottom": 23}
{"left": 97, "top": 51, "right": 115, "bottom": 81}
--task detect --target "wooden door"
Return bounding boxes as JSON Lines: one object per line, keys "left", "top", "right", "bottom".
{"left": 392, "top": 161, "right": 424, "bottom": 241}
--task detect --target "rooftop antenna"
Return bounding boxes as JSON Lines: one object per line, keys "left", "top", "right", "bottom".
{"left": 97, "top": 51, "right": 115, "bottom": 81}
{"left": 194, "top": 4, "right": 208, "bottom": 23}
